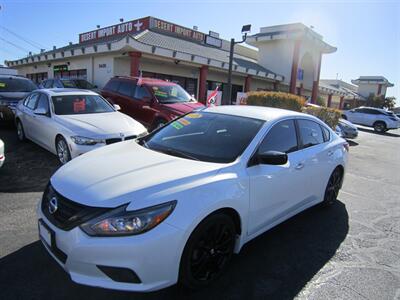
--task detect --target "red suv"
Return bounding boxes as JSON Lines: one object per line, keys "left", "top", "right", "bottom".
{"left": 101, "top": 76, "right": 204, "bottom": 130}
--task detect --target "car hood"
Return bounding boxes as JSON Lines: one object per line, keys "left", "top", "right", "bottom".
{"left": 161, "top": 101, "right": 204, "bottom": 115}
{"left": 51, "top": 141, "right": 223, "bottom": 207}
{"left": 54, "top": 112, "right": 146, "bottom": 137}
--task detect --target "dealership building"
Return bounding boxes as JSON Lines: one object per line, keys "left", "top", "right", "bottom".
{"left": 6, "top": 16, "right": 338, "bottom": 104}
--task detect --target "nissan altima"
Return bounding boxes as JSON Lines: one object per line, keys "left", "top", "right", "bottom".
{"left": 15, "top": 89, "right": 147, "bottom": 164}
{"left": 37, "top": 105, "right": 348, "bottom": 291}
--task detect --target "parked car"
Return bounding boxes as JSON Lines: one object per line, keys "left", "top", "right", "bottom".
{"left": 39, "top": 78, "right": 99, "bottom": 92}
{"left": 335, "top": 119, "right": 358, "bottom": 139}
{"left": 15, "top": 89, "right": 147, "bottom": 164}
{"left": 342, "top": 106, "right": 400, "bottom": 133}
{"left": 37, "top": 106, "right": 348, "bottom": 291}
{"left": 0, "top": 75, "right": 37, "bottom": 123}
{"left": 0, "top": 139, "right": 4, "bottom": 168}
{"left": 101, "top": 76, "right": 204, "bottom": 130}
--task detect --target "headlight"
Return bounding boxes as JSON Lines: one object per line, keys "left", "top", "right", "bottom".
{"left": 80, "top": 200, "right": 177, "bottom": 236}
{"left": 71, "top": 136, "right": 105, "bottom": 145}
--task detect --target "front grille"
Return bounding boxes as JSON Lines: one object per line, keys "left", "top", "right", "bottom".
{"left": 41, "top": 184, "right": 108, "bottom": 231}
{"left": 106, "top": 135, "right": 137, "bottom": 145}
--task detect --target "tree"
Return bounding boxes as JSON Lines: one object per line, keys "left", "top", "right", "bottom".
{"left": 366, "top": 94, "right": 396, "bottom": 110}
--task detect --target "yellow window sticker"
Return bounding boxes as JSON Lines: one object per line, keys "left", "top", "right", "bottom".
{"left": 187, "top": 113, "right": 202, "bottom": 119}
{"left": 0, "top": 82, "right": 6, "bottom": 88}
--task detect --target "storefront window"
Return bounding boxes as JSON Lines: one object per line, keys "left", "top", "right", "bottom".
{"left": 54, "top": 69, "right": 87, "bottom": 80}
{"left": 26, "top": 72, "right": 48, "bottom": 84}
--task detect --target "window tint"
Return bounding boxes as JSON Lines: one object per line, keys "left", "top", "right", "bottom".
{"left": 134, "top": 85, "right": 151, "bottom": 100}
{"left": 54, "top": 80, "right": 63, "bottom": 88}
{"left": 0, "top": 77, "right": 37, "bottom": 92}
{"left": 298, "top": 119, "right": 324, "bottom": 148}
{"left": 36, "top": 94, "right": 50, "bottom": 113}
{"left": 26, "top": 93, "right": 39, "bottom": 110}
{"left": 104, "top": 80, "right": 120, "bottom": 92}
{"left": 44, "top": 80, "right": 53, "bottom": 88}
{"left": 117, "top": 81, "right": 135, "bottom": 97}
{"left": 321, "top": 125, "right": 330, "bottom": 142}
{"left": 258, "top": 120, "right": 298, "bottom": 154}
{"left": 51, "top": 94, "right": 114, "bottom": 115}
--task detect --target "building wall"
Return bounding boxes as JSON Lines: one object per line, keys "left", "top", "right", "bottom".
{"left": 357, "top": 83, "right": 387, "bottom": 98}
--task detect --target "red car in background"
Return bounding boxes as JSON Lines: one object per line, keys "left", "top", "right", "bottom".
{"left": 101, "top": 76, "right": 204, "bottom": 130}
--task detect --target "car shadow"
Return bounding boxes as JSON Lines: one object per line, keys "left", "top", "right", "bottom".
{"left": 357, "top": 127, "right": 400, "bottom": 137}
{"left": 347, "top": 140, "right": 358, "bottom": 146}
{"left": 0, "top": 201, "right": 349, "bottom": 300}
{"left": 0, "top": 127, "right": 60, "bottom": 193}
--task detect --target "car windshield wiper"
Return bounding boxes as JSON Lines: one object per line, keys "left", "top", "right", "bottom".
{"left": 158, "top": 148, "right": 200, "bottom": 161}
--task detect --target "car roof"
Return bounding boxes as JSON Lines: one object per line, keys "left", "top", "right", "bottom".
{"left": 358, "top": 106, "right": 387, "bottom": 112}
{"left": 203, "top": 105, "right": 306, "bottom": 122}
{"left": 0, "top": 75, "right": 32, "bottom": 80}
{"left": 111, "top": 76, "right": 177, "bottom": 86}
{"left": 38, "top": 88, "right": 98, "bottom": 96}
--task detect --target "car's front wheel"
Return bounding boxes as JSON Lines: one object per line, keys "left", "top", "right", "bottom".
{"left": 322, "top": 167, "right": 343, "bottom": 207}
{"left": 56, "top": 136, "right": 71, "bottom": 165}
{"left": 179, "top": 214, "right": 236, "bottom": 289}
{"left": 16, "top": 120, "right": 26, "bottom": 142}
{"left": 373, "top": 121, "right": 386, "bottom": 133}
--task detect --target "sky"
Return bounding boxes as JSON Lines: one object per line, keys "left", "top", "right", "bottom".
{"left": 0, "top": 0, "right": 399, "bottom": 102}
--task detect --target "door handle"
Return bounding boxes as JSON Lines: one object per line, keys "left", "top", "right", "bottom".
{"left": 295, "top": 163, "right": 304, "bottom": 170}
{"left": 143, "top": 105, "right": 151, "bottom": 110}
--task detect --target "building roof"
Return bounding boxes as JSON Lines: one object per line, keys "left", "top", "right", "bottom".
{"left": 351, "top": 76, "right": 394, "bottom": 87}
{"left": 319, "top": 79, "right": 366, "bottom": 100}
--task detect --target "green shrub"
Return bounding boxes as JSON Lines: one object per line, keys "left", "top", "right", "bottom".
{"left": 316, "top": 96, "right": 327, "bottom": 107}
{"left": 302, "top": 106, "right": 341, "bottom": 129}
{"left": 246, "top": 91, "right": 305, "bottom": 112}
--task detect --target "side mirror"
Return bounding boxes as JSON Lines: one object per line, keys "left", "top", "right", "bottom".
{"left": 113, "top": 104, "right": 121, "bottom": 111}
{"left": 34, "top": 107, "right": 49, "bottom": 116}
{"left": 257, "top": 150, "right": 288, "bottom": 165}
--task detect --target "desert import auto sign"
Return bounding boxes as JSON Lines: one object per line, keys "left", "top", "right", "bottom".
{"left": 79, "top": 17, "right": 150, "bottom": 43}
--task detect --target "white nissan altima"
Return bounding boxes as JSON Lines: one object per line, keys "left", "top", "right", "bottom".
{"left": 37, "top": 105, "right": 348, "bottom": 291}
{"left": 15, "top": 89, "right": 147, "bottom": 164}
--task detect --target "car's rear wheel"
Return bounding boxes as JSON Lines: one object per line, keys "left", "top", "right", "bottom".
{"left": 16, "top": 120, "right": 26, "bottom": 142}
{"left": 56, "top": 136, "right": 71, "bottom": 165}
{"left": 373, "top": 121, "right": 386, "bottom": 133}
{"left": 322, "top": 167, "right": 343, "bottom": 207}
{"left": 179, "top": 214, "right": 236, "bottom": 289}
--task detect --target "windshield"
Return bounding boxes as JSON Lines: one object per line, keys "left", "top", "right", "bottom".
{"left": 149, "top": 83, "right": 192, "bottom": 103}
{"left": 51, "top": 94, "right": 114, "bottom": 115}
{"left": 0, "top": 78, "right": 37, "bottom": 92}
{"left": 61, "top": 79, "right": 95, "bottom": 89}
{"left": 140, "top": 112, "right": 264, "bottom": 163}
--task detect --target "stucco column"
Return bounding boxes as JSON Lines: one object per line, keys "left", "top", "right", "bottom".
{"left": 377, "top": 84, "right": 382, "bottom": 96}
{"left": 198, "top": 66, "right": 208, "bottom": 104}
{"left": 339, "top": 96, "right": 344, "bottom": 110}
{"left": 311, "top": 53, "right": 322, "bottom": 104}
{"left": 244, "top": 75, "right": 252, "bottom": 92}
{"left": 327, "top": 94, "right": 333, "bottom": 107}
{"left": 289, "top": 40, "right": 301, "bottom": 94}
{"left": 128, "top": 51, "right": 142, "bottom": 77}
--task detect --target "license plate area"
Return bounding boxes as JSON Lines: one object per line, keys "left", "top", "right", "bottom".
{"left": 39, "top": 219, "right": 54, "bottom": 248}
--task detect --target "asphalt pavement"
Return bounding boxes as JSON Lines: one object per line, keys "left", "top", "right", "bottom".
{"left": 0, "top": 125, "right": 399, "bottom": 300}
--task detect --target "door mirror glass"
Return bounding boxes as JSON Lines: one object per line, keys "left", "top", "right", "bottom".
{"left": 257, "top": 151, "right": 288, "bottom": 165}
{"left": 113, "top": 104, "right": 121, "bottom": 111}
{"left": 34, "top": 107, "right": 48, "bottom": 115}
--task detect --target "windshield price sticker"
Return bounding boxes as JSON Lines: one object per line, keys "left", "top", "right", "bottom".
{"left": 172, "top": 121, "right": 184, "bottom": 130}
{"left": 187, "top": 113, "right": 202, "bottom": 119}
{"left": 178, "top": 118, "right": 190, "bottom": 126}
{"left": 0, "top": 83, "right": 5, "bottom": 88}
{"left": 73, "top": 99, "right": 86, "bottom": 113}
{"left": 154, "top": 90, "right": 168, "bottom": 98}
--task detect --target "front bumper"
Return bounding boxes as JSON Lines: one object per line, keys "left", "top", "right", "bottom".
{"left": 37, "top": 202, "right": 185, "bottom": 292}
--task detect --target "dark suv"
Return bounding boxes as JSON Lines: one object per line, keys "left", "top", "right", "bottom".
{"left": 0, "top": 75, "right": 37, "bottom": 123}
{"left": 101, "top": 76, "right": 204, "bottom": 130}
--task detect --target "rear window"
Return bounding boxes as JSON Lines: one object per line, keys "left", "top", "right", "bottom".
{"left": 103, "top": 80, "right": 120, "bottom": 92}
{"left": 0, "top": 77, "right": 37, "bottom": 92}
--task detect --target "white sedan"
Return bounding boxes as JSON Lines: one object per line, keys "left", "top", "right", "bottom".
{"left": 0, "top": 139, "right": 4, "bottom": 168}
{"left": 15, "top": 89, "right": 147, "bottom": 164}
{"left": 37, "top": 106, "right": 348, "bottom": 291}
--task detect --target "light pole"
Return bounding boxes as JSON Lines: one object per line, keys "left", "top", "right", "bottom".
{"left": 223, "top": 24, "right": 251, "bottom": 105}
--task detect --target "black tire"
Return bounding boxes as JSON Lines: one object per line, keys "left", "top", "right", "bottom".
{"left": 16, "top": 120, "right": 26, "bottom": 142}
{"left": 321, "top": 167, "right": 343, "bottom": 207}
{"left": 341, "top": 115, "right": 347, "bottom": 120}
{"left": 179, "top": 214, "right": 236, "bottom": 289}
{"left": 151, "top": 119, "right": 167, "bottom": 132}
{"left": 55, "top": 136, "right": 71, "bottom": 165}
{"left": 373, "top": 121, "right": 386, "bottom": 133}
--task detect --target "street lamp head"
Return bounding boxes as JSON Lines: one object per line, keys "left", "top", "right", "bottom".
{"left": 241, "top": 24, "right": 251, "bottom": 34}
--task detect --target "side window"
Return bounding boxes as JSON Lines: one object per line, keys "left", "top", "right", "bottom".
{"left": 104, "top": 80, "right": 120, "bottom": 92}
{"left": 298, "top": 119, "right": 324, "bottom": 148}
{"left": 44, "top": 80, "right": 53, "bottom": 88}
{"left": 258, "top": 120, "right": 298, "bottom": 154}
{"left": 26, "top": 93, "right": 39, "bottom": 110}
{"left": 321, "top": 125, "right": 330, "bottom": 142}
{"left": 36, "top": 94, "right": 50, "bottom": 114}
{"left": 134, "top": 85, "right": 151, "bottom": 100}
{"left": 117, "top": 81, "right": 136, "bottom": 97}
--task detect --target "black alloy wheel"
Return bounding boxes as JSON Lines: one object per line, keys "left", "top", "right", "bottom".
{"left": 179, "top": 214, "right": 236, "bottom": 289}
{"left": 16, "top": 120, "right": 26, "bottom": 141}
{"left": 322, "top": 168, "right": 343, "bottom": 206}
